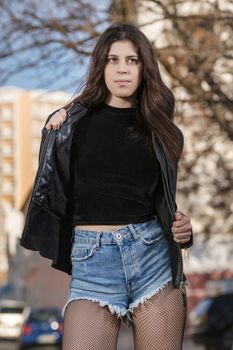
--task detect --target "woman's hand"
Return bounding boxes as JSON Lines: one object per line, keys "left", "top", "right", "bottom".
{"left": 171, "top": 211, "right": 192, "bottom": 244}
{"left": 45, "top": 108, "right": 67, "bottom": 130}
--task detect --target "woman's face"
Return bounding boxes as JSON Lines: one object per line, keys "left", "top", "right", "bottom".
{"left": 104, "top": 39, "right": 142, "bottom": 106}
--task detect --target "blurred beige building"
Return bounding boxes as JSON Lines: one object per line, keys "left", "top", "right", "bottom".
{"left": 0, "top": 86, "right": 71, "bottom": 285}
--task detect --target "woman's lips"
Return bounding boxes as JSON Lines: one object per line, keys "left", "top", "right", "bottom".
{"left": 115, "top": 80, "right": 131, "bottom": 84}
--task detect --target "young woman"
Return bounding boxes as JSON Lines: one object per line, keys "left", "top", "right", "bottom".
{"left": 20, "top": 22, "right": 193, "bottom": 350}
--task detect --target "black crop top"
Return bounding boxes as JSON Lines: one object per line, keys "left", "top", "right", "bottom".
{"left": 69, "top": 102, "right": 160, "bottom": 225}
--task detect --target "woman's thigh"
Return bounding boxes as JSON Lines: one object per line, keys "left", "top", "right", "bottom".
{"left": 62, "top": 298, "right": 121, "bottom": 350}
{"left": 132, "top": 281, "right": 187, "bottom": 350}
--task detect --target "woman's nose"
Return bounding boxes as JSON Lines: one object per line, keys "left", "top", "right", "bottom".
{"left": 117, "top": 61, "right": 128, "bottom": 73}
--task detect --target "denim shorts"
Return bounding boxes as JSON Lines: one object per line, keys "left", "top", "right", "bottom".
{"left": 61, "top": 216, "right": 173, "bottom": 328}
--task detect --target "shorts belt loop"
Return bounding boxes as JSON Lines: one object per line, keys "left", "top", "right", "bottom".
{"left": 128, "top": 224, "right": 139, "bottom": 240}
{"left": 95, "top": 232, "right": 102, "bottom": 250}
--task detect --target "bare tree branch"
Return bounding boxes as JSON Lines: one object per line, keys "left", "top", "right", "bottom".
{"left": 0, "top": 0, "right": 109, "bottom": 88}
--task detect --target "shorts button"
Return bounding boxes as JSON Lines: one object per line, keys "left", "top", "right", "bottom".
{"left": 116, "top": 233, "right": 122, "bottom": 239}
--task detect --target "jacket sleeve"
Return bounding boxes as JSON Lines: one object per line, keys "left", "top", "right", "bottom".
{"left": 175, "top": 204, "right": 193, "bottom": 249}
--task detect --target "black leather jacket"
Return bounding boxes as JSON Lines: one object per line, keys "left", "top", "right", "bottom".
{"left": 19, "top": 102, "right": 193, "bottom": 288}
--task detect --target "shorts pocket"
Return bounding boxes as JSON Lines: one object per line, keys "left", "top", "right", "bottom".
{"left": 138, "top": 221, "right": 164, "bottom": 246}
{"left": 71, "top": 244, "right": 96, "bottom": 262}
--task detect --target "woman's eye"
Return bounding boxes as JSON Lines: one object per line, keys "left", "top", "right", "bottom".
{"left": 107, "top": 58, "right": 139, "bottom": 64}
{"left": 107, "top": 58, "right": 117, "bottom": 63}
{"left": 128, "top": 58, "right": 138, "bottom": 64}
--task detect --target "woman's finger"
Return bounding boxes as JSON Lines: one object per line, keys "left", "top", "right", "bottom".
{"left": 173, "top": 232, "right": 191, "bottom": 242}
{"left": 172, "top": 223, "right": 192, "bottom": 234}
{"left": 173, "top": 232, "right": 191, "bottom": 239}
{"left": 44, "top": 108, "right": 67, "bottom": 129}
{"left": 59, "top": 108, "right": 67, "bottom": 121}
{"left": 173, "top": 237, "right": 190, "bottom": 244}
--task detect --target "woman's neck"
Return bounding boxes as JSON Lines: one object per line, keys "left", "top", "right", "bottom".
{"left": 105, "top": 96, "right": 137, "bottom": 109}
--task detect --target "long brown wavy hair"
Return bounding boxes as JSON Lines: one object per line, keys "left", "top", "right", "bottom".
{"left": 64, "top": 21, "right": 184, "bottom": 169}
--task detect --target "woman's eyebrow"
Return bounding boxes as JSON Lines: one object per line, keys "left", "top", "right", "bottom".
{"left": 108, "top": 54, "right": 139, "bottom": 58}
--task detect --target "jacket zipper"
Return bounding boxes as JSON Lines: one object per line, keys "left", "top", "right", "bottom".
{"left": 151, "top": 132, "right": 176, "bottom": 216}
{"left": 32, "top": 129, "right": 51, "bottom": 199}
{"left": 151, "top": 131, "right": 183, "bottom": 288}
{"left": 32, "top": 106, "right": 88, "bottom": 204}
{"left": 33, "top": 106, "right": 89, "bottom": 201}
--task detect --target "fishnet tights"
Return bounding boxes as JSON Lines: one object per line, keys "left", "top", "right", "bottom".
{"left": 61, "top": 299, "right": 121, "bottom": 350}
{"left": 132, "top": 281, "right": 187, "bottom": 350}
{"left": 61, "top": 282, "right": 187, "bottom": 350}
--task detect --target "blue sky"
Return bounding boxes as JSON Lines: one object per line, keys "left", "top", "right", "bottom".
{"left": 4, "top": 54, "right": 90, "bottom": 93}
{"left": 2, "top": 1, "right": 109, "bottom": 93}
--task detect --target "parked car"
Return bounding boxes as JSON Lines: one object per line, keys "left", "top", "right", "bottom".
{"left": 0, "top": 299, "right": 30, "bottom": 340}
{"left": 189, "top": 292, "right": 233, "bottom": 350}
{"left": 18, "top": 306, "right": 64, "bottom": 348}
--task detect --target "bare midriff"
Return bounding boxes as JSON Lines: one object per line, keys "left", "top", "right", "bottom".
{"left": 73, "top": 224, "right": 129, "bottom": 232}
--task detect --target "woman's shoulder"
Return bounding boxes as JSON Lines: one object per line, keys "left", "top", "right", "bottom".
{"left": 66, "top": 101, "right": 90, "bottom": 115}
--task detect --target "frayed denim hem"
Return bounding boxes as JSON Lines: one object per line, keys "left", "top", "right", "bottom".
{"left": 128, "top": 279, "right": 173, "bottom": 315}
{"left": 61, "top": 297, "right": 132, "bottom": 328}
{"left": 61, "top": 279, "right": 180, "bottom": 329}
